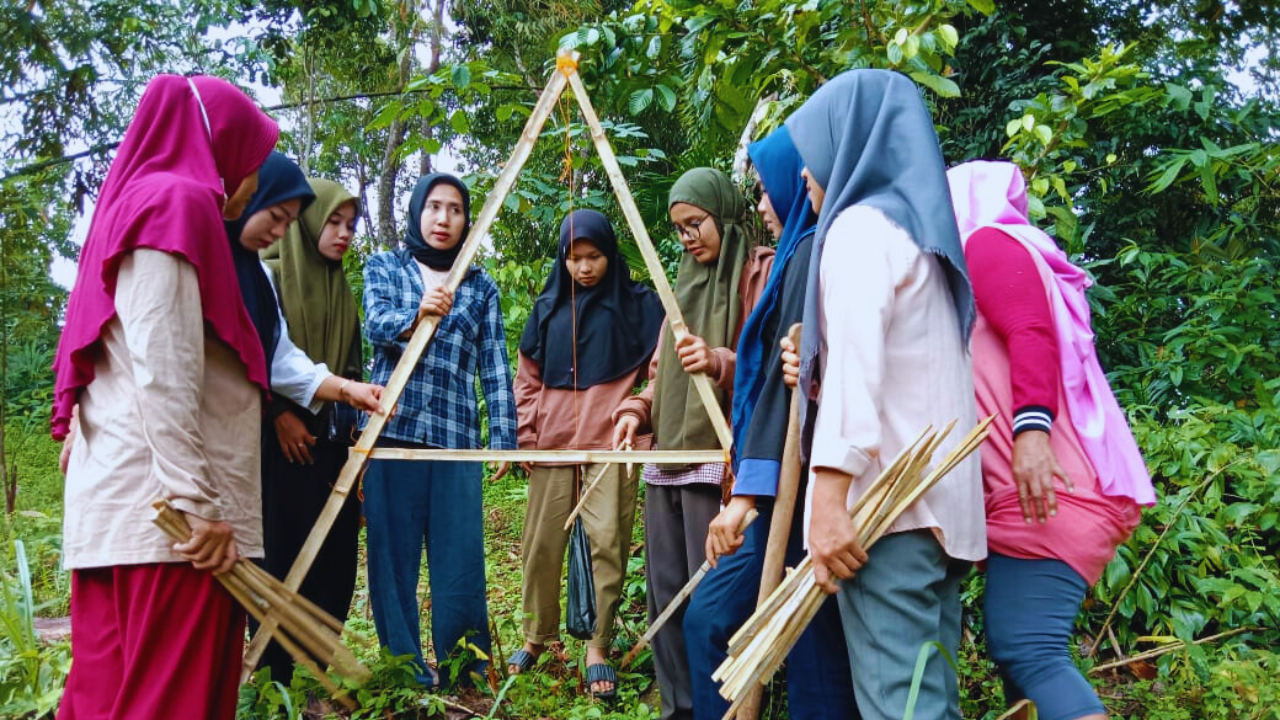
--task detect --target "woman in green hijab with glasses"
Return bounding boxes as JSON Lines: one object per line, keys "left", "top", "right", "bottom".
{"left": 613, "top": 167, "right": 773, "bottom": 720}
{"left": 257, "top": 178, "right": 366, "bottom": 683}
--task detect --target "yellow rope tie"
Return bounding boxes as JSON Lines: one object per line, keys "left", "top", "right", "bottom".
{"left": 556, "top": 52, "right": 579, "bottom": 78}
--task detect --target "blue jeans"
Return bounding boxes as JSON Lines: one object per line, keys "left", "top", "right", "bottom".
{"left": 685, "top": 500, "right": 859, "bottom": 720}
{"left": 836, "top": 530, "right": 969, "bottom": 720}
{"left": 985, "top": 553, "right": 1106, "bottom": 720}
{"left": 363, "top": 454, "right": 491, "bottom": 687}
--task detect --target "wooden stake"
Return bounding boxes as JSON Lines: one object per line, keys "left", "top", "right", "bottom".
{"left": 563, "top": 460, "right": 618, "bottom": 531}
{"left": 735, "top": 324, "right": 803, "bottom": 720}
{"left": 566, "top": 68, "right": 734, "bottom": 452}
{"left": 364, "top": 448, "right": 727, "bottom": 464}
{"left": 621, "top": 509, "right": 760, "bottom": 668}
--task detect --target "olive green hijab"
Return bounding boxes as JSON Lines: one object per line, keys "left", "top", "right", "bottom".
{"left": 652, "top": 167, "right": 754, "bottom": 451}
{"left": 261, "top": 178, "right": 363, "bottom": 384}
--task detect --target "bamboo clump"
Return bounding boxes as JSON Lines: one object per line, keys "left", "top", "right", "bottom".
{"left": 150, "top": 500, "right": 370, "bottom": 709}
{"left": 711, "top": 417, "right": 994, "bottom": 719}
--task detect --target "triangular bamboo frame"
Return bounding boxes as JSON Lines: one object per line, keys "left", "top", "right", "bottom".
{"left": 242, "top": 51, "right": 733, "bottom": 677}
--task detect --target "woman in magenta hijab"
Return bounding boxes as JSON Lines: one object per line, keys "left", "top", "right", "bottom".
{"left": 948, "top": 160, "right": 1155, "bottom": 720}
{"left": 52, "top": 74, "right": 279, "bottom": 720}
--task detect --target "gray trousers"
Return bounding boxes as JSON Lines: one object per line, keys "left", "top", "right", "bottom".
{"left": 835, "top": 530, "right": 970, "bottom": 720}
{"left": 644, "top": 482, "right": 722, "bottom": 720}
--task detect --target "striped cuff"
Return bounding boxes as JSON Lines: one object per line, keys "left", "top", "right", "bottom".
{"left": 1013, "top": 406, "right": 1054, "bottom": 437}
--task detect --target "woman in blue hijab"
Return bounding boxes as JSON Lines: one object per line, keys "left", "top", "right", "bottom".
{"left": 783, "top": 69, "right": 984, "bottom": 720}
{"left": 682, "top": 126, "right": 858, "bottom": 720}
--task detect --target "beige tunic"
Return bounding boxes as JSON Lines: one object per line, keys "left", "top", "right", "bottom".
{"left": 807, "top": 206, "right": 986, "bottom": 562}
{"left": 63, "top": 249, "right": 263, "bottom": 569}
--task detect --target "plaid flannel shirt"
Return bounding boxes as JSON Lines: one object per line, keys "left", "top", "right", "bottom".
{"left": 360, "top": 248, "right": 518, "bottom": 450}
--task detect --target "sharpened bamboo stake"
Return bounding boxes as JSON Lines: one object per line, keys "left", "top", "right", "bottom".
{"left": 150, "top": 501, "right": 366, "bottom": 707}
{"left": 621, "top": 508, "right": 760, "bottom": 668}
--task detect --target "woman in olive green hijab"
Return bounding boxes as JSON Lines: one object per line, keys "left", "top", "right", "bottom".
{"left": 256, "top": 178, "right": 365, "bottom": 682}
{"left": 612, "top": 167, "right": 774, "bottom": 720}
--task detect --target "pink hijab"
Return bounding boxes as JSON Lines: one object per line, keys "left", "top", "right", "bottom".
{"left": 51, "top": 75, "right": 280, "bottom": 440}
{"left": 948, "top": 160, "right": 1156, "bottom": 506}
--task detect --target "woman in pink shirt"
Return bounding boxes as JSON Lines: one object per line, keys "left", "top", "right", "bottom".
{"left": 948, "top": 160, "right": 1154, "bottom": 720}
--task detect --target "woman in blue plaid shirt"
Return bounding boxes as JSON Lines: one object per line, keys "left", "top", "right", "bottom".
{"left": 360, "top": 173, "right": 518, "bottom": 688}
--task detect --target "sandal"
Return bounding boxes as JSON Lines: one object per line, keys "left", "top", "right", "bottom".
{"left": 507, "top": 648, "right": 538, "bottom": 675}
{"left": 585, "top": 663, "right": 618, "bottom": 701}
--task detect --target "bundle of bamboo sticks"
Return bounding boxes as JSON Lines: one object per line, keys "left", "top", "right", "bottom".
{"left": 150, "top": 500, "right": 369, "bottom": 708}
{"left": 712, "top": 417, "right": 993, "bottom": 718}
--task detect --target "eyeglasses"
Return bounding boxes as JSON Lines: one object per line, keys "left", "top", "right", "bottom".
{"left": 673, "top": 212, "right": 711, "bottom": 242}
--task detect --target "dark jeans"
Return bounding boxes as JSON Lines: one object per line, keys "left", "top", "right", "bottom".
{"left": 684, "top": 498, "right": 859, "bottom": 720}
{"left": 985, "top": 553, "right": 1106, "bottom": 720}
{"left": 363, "top": 452, "right": 491, "bottom": 687}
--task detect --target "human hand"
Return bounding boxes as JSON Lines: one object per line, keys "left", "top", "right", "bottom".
{"left": 419, "top": 287, "right": 455, "bottom": 317}
{"left": 612, "top": 415, "right": 640, "bottom": 450}
{"left": 174, "top": 513, "right": 239, "bottom": 574}
{"left": 808, "top": 469, "right": 868, "bottom": 594}
{"left": 1012, "top": 430, "right": 1074, "bottom": 524}
{"left": 705, "top": 496, "right": 756, "bottom": 567}
{"left": 275, "top": 411, "right": 316, "bottom": 465}
{"left": 342, "top": 381, "right": 385, "bottom": 414}
{"left": 675, "top": 333, "right": 712, "bottom": 374}
{"left": 779, "top": 335, "right": 800, "bottom": 389}
{"left": 59, "top": 412, "right": 79, "bottom": 475}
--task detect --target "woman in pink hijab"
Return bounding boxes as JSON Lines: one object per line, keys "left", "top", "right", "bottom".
{"left": 948, "top": 160, "right": 1155, "bottom": 720}
{"left": 52, "top": 74, "right": 279, "bottom": 720}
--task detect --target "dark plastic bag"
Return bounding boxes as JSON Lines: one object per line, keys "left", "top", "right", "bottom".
{"left": 566, "top": 515, "right": 597, "bottom": 640}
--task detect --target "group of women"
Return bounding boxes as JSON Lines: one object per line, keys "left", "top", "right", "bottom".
{"left": 52, "top": 68, "right": 1154, "bottom": 720}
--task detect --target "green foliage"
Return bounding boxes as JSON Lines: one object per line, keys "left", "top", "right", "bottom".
{"left": 0, "top": 541, "right": 70, "bottom": 719}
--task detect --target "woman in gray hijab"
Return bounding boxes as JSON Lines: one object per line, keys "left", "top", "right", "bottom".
{"left": 782, "top": 69, "right": 986, "bottom": 720}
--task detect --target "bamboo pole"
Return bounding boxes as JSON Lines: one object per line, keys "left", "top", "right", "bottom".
{"left": 563, "top": 461, "right": 618, "bottom": 531}
{"left": 735, "top": 324, "right": 802, "bottom": 720}
{"left": 364, "top": 448, "right": 727, "bottom": 464}
{"left": 1087, "top": 627, "right": 1253, "bottom": 675}
{"left": 621, "top": 508, "right": 760, "bottom": 668}
{"left": 565, "top": 69, "right": 734, "bottom": 452}
{"left": 713, "top": 419, "right": 993, "bottom": 706}
{"left": 149, "top": 502, "right": 365, "bottom": 707}
{"left": 241, "top": 53, "right": 580, "bottom": 677}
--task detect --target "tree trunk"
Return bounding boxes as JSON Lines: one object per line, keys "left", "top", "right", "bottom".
{"left": 375, "top": 5, "right": 419, "bottom": 248}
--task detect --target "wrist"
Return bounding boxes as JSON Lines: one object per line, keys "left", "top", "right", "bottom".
{"left": 338, "top": 378, "right": 352, "bottom": 401}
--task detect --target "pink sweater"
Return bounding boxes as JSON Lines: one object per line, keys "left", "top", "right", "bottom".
{"left": 968, "top": 229, "right": 1140, "bottom": 584}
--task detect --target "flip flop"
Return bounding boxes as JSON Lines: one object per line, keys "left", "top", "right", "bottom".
{"left": 586, "top": 662, "right": 618, "bottom": 701}
{"left": 507, "top": 648, "right": 537, "bottom": 675}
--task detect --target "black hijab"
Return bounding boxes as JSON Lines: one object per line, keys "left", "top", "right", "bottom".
{"left": 403, "top": 173, "right": 472, "bottom": 271}
{"left": 519, "top": 209, "right": 664, "bottom": 389}
{"left": 224, "top": 151, "right": 315, "bottom": 379}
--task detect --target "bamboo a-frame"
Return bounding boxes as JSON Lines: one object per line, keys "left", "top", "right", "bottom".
{"left": 242, "top": 51, "right": 734, "bottom": 676}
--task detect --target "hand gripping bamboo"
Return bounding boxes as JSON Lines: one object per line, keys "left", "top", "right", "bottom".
{"left": 733, "top": 324, "right": 803, "bottom": 720}
{"left": 151, "top": 501, "right": 368, "bottom": 708}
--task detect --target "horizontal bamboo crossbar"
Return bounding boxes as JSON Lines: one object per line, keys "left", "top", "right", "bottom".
{"left": 363, "top": 448, "right": 728, "bottom": 464}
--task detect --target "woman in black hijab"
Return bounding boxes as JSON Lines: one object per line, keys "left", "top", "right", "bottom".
{"left": 508, "top": 209, "right": 663, "bottom": 699}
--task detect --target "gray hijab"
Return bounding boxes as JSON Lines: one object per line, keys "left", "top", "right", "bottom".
{"left": 784, "top": 69, "right": 974, "bottom": 403}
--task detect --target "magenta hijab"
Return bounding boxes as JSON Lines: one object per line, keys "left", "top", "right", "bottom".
{"left": 947, "top": 160, "right": 1155, "bottom": 505}
{"left": 51, "top": 75, "right": 280, "bottom": 440}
